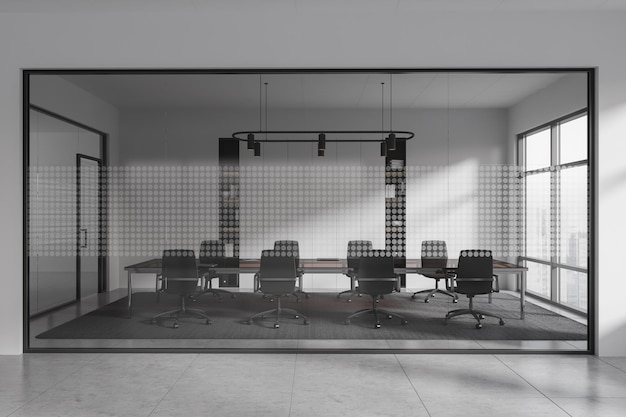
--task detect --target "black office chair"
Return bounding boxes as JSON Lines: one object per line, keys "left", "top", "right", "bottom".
{"left": 196, "top": 240, "right": 236, "bottom": 302}
{"left": 151, "top": 249, "right": 211, "bottom": 328}
{"left": 273, "top": 240, "right": 309, "bottom": 301}
{"left": 411, "top": 240, "right": 458, "bottom": 303}
{"left": 443, "top": 249, "right": 505, "bottom": 329}
{"left": 338, "top": 240, "right": 373, "bottom": 302}
{"left": 246, "top": 251, "right": 310, "bottom": 328}
{"left": 345, "top": 255, "right": 408, "bottom": 329}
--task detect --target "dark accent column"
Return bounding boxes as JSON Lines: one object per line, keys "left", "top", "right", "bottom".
{"left": 385, "top": 139, "right": 407, "bottom": 287}
{"left": 218, "top": 138, "right": 240, "bottom": 287}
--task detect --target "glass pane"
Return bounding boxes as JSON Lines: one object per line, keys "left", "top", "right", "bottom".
{"left": 559, "top": 269, "right": 587, "bottom": 311}
{"left": 559, "top": 165, "right": 588, "bottom": 267}
{"left": 560, "top": 115, "right": 587, "bottom": 164}
{"left": 526, "top": 261, "right": 551, "bottom": 298}
{"left": 526, "top": 172, "right": 551, "bottom": 259}
{"left": 29, "top": 110, "right": 78, "bottom": 315}
{"left": 79, "top": 158, "right": 100, "bottom": 298}
{"left": 525, "top": 128, "right": 551, "bottom": 170}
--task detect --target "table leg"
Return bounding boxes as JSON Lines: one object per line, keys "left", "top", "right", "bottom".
{"left": 127, "top": 270, "right": 132, "bottom": 318}
{"left": 517, "top": 272, "right": 526, "bottom": 320}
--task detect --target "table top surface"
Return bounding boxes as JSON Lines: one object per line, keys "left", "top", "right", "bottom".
{"left": 125, "top": 257, "right": 526, "bottom": 271}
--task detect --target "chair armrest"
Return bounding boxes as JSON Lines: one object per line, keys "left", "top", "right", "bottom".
{"left": 253, "top": 272, "right": 260, "bottom": 292}
{"left": 492, "top": 274, "right": 500, "bottom": 292}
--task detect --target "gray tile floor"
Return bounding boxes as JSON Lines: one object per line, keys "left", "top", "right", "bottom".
{"left": 1, "top": 353, "right": 625, "bottom": 417}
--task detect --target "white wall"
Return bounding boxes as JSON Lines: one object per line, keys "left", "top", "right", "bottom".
{"left": 508, "top": 73, "right": 589, "bottom": 153}
{"left": 2, "top": 7, "right": 626, "bottom": 355}
{"left": 117, "top": 106, "right": 506, "bottom": 291}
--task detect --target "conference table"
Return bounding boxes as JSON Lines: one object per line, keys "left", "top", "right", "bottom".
{"left": 124, "top": 258, "right": 528, "bottom": 318}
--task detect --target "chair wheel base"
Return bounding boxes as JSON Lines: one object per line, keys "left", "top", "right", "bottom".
{"left": 475, "top": 323, "right": 482, "bottom": 329}
{"left": 173, "top": 323, "right": 179, "bottom": 329}
{"left": 499, "top": 319, "right": 505, "bottom": 326}
{"left": 274, "top": 323, "right": 280, "bottom": 329}
{"left": 401, "top": 319, "right": 408, "bottom": 325}
{"left": 374, "top": 323, "right": 381, "bottom": 329}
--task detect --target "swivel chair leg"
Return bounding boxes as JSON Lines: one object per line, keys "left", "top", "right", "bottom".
{"left": 246, "top": 297, "right": 310, "bottom": 328}
{"left": 443, "top": 297, "right": 504, "bottom": 328}
{"left": 151, "top": 296, "right": 212, "bottom": 328}
{"left": 345, "top": 297, "right": 408, "bottom": 329}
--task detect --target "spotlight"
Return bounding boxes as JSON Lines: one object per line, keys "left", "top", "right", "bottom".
{"left": 387, "top": 133, "right": 396, "bottom": 151}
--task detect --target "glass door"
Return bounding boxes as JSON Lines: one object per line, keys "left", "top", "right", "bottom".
{"left": 77, "top": 155, "right": 103, "bottom": 298}
{"left": 29, "top": 107, "right": 105, "bottom": 316}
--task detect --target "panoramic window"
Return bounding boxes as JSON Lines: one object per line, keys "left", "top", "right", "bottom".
{"left": 518, "top": 111, "right": 589, "bottom": 312}
{"left": 24, "top": 69, "right": 593, "bottom": 352}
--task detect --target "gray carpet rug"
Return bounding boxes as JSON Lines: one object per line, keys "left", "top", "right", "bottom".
{"left": 36, "top": 291, "right": 587, "bottom": 340}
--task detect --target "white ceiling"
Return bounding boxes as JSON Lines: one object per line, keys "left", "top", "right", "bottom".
{"left": 57, "top": 71, "right": 570, "bottom": 110}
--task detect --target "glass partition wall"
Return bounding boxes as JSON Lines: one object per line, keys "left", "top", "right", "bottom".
{"left": 24, "top": 69, "right": 594, "bottom": 352}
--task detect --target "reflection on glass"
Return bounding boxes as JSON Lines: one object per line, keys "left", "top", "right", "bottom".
{"left": 526, "top": 128, "right": 551, "bottom": 170}
{"left": 527, "top": 261, "right": 551, "bottom": 298}
{"left": 526, "top": 172, "right": 551, "bottom": 259}
{"left": 26, "top": 70, "right": 591, "bottom": 352}
{"left": 559, "top": 166, "right": 588, "bottom": 268}
{"left": 559, "top": 269, "right": 587, "bottom": 311}
{"left": 560, "top": 115, "right": 587, "bottom": 164}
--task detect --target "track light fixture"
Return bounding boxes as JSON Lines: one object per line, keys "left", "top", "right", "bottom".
{"left": 234, "top": 130, "right": 413, "bottom": 157}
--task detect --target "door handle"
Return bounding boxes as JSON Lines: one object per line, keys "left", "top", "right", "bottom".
{"left": 80, "top": 228, "right": 88, "bottom": 248}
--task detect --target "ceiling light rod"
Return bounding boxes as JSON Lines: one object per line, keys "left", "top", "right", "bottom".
{"left": 232, "top": 130, "right": 414, "bottom": 142}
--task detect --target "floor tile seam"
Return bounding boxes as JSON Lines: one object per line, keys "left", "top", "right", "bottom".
{"left": 289, "top": 354, "right": 301, "bottom": 417}
{"left": 597, "top": 357, "right": 626, "bottom": 374}
{"left": 493, "top": 355, "right": 574, "bottom": 417}
{"left": 547, "top": 395, "right": 626, "bottom": 399}
{"left": 393, "top": 353, "right": 433, "bottom": 417}
{"left": 146, "top": 353, "right": 200, "bottom": 417}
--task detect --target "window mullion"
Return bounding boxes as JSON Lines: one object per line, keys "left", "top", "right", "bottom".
{"left": 551, "top": 123, "right": 559, "bottom": 303}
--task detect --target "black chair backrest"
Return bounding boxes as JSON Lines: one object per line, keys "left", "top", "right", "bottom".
{"left": 199, "top": 240, "right": 224, "bottom": 267}
{"left": 356, "top": 255, "right": 397, "bottom": 295}
{"left": 421, "top": 240, "right": 448, "bottom": 275}
{"left": 259, "top": 251, "right": 298, "bottom": 294}
{"left": 455, "top": 249, "right": 494, "bottom": 295}
{"left": 346, "top": 240, "right": 373, "bottom": 271}
{"left": 162, "top": 249, "right": 198, "bottom": 295}
{"left": 273, "top": 240, "right": 299, "bottom": 262}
